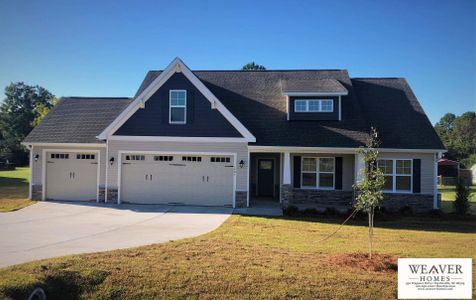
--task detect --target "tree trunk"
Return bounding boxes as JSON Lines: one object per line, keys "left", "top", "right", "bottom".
{"left": 368, "top": 207, "right": 374, "bottom": 260}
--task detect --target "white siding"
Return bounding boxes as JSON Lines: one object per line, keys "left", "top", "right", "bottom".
{"left": 30, "top": 145, "right": 106, "bottom": 186}
{"left": 378, "top": 152, "right": 435, "bottom": 194}
{"left": 107, "top": 140, "right": 249, "bottom": 191}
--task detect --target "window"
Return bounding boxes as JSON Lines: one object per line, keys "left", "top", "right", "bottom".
{"left": 210, "top": 156, "right": 231, "bottom": 163}
{"left": 154, "top": 156, "right": 173, "bottom": 161}
{"left": 294, "top": 99, "right": 334, "bottom": 113}
{"left": 169, "top": 90, "right": 186, "bottom": 124}
{"left": 378, "top": 159, "right": 412, "bottom": 192}
{"left": 125, "top": 155, "right": 145, "bottom": 161}
{"left": 182, "top": 156, "right": 202, "bottom": 162}
{"left": 50, "top": 153, "right": 69, "bottom": 159}
{"left": 301, "top": 157, "right": 335, "bottom": 189}
{"left": 76, "top": 154, "right": 95, "bottom": 160}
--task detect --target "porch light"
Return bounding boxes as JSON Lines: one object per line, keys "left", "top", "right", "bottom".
{"left": 34, "top": 154, "right": 39, "bottom": 162}
{"left": 109, "top": 157, "right": 115, "bottom": 165}
{"left": 239, "top": 160, "right": 245, "bottom": 168}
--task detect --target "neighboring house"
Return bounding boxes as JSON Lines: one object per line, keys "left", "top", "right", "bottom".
{"left": 438, "top": 159, "right": 459, "bottom": 185}
{"left": 23, "top": 58, "right": 445, "bottom": 212}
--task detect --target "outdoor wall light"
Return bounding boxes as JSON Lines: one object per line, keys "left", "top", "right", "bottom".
{"left": 34, "top": 154, "right": 39, "bottom": 162}
{"left": 239, "top": 160, "right": 245, "bottom": 168}
{"left": 109, "top": 157, "right": 115, "bottom": 165}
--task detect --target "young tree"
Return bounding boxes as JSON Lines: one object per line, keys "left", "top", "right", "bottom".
{"left": 454, "top": 180, "right": 471, "bottom": 215}
{"left": 0, "top": 82, "right": 55, "bottom": 165}
{"left": 353, "top": 127, "right": 385, "bottom": 259}
{"left": 241, "top": 62, "right": 266, "bottom": 70}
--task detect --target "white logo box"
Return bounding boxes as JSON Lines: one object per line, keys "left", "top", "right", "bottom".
{"left": 398, "top": 258, "right": 472, "bottom": 299}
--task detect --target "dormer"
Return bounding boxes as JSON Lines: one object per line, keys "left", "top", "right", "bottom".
{"left": 282, "top": 79, "right": 348, "bottom": 121}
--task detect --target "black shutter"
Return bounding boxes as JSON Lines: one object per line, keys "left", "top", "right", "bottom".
{"left": 161, "top": 90, "right": 169, "bottom": 124}
{"left": 293, "top": 156, "right": 301, "bottom": 188}
{"left": 413, "top": 159, "right": 421, "bottom": 193}
{"left": 335, "top": 157, "right": 343, "bottom": 190}
{"left": 187, "top": 90, "right": 194, "bottom": 124}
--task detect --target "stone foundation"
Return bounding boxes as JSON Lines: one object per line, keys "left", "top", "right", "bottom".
{"left": 106, "top": 188, "right": 118, "bottom": 203}
{"left": 381, "top": 193, "right": 435, "bottom": 213}
{"left": 31, "top": 184, "right": 42, "bottom": 200}
{"left": 235, "top": 191, "right": 247, "bottom": 208}
{"left": 98, "top": 186, "right": 106, "bottom": 202}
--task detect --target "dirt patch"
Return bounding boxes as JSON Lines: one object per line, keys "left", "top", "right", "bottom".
{"left": 329, "top": 253, "right": 398, "bottom": 272}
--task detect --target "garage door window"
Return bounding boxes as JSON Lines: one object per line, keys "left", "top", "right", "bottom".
{"left": 126, "top": 155, "right": 145, "bottom": 161}
{"left": 182, "top": 156, "right": 202, "bottom": 162}
{"left": 154, "top": 156, "right": 173, "bottom": 161}
{"left": 211, "top": 156, "right": 231, "bottom": 163}
{"left": 76, "top": 154, "right": 95, "bottom": 160}
{"left": 51, "top": 153, "right": 69, "bottom": 159}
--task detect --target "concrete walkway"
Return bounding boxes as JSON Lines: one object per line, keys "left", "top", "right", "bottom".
{"left": 0, "top": 201, "right": 232, "bottom": 268}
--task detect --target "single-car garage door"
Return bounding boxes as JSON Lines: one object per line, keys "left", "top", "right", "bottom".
{"left": 121, "top": 154, "right": 234, "bottom": 206}
{"left": 45, "top": 152, "right": 98, "bottom": 201}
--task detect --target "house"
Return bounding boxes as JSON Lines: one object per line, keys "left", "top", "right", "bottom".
{"left": 22, "top": 58, "right": 445, "bottom": 212}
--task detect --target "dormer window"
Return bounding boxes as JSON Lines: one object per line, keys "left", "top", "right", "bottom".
{"left": 169, "top": 90, "right": 187, "bottom": 124}
{"left": 294, "top": 99, "right": 333, "bottom": 113}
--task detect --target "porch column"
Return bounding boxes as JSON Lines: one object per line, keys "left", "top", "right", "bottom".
{"left": 354, "top": 153, "right": 365, "bottom": 183}
{"left": 283, "top": 152, "right": 291, "bottom": 184}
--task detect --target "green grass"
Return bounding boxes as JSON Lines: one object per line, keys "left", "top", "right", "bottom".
{"left": 0, "top": 167, "right": 35, "bottom": 212}
{"left": 0, "top": 214, "right": 474, "bottom": 299}
{"left": 438, "top": 185, "right": 476, "bottom": 214}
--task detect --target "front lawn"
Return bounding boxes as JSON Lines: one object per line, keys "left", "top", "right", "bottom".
{"left": 0, "top": 214, "right": 474, "bottom": 299}
{"left": 0, "top": 167, "right": 35, "bottom": 212}
{"left": 438, "top": 185, "right": 476, "bottom": 214}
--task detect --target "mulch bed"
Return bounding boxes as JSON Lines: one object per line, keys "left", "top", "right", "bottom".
{"left": 329, "top": 252, "right": 398, "bottom": 272}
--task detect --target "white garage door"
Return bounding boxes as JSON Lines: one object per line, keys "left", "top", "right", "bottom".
{"left": 121, "top": 154, "right": 234, "bottom": 206}
{"left": 45, "top": 152, "right": 98, "bottom": 201}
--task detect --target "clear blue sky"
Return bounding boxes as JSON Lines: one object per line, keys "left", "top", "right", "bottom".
{"left": 0, "top": 0, "right": 474, "bottom": 124}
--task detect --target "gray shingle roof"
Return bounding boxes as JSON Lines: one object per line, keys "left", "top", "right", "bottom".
{"left": 281, "top": 78, "right": 347, "bottom": 94}
{"left": 24, "top": 97, "right": 132, "bottom": 143}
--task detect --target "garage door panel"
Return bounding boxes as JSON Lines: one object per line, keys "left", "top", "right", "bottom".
{"left": 121, "top": 154, "right": 234, "bottom": 206}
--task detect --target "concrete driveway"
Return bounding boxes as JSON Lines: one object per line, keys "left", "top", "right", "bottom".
{"left": 0, "top": 201, "right": 232, "bottom": 268}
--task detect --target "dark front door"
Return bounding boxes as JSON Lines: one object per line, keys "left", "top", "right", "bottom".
{"left": 257, "top": 159, "right": 275, "bottom": 197}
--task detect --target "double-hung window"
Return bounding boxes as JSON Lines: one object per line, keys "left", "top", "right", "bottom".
{"left": 377, "top": 159, "right": 412, "bottom": 192}
{"left": 301, "top": 157, "right": 335, "bottom": 189}
{"left": 294, "top": 99, "right": 333, "bottom": 112}
{"left": 169, "top": 90, "right": 187, "bottom": 124}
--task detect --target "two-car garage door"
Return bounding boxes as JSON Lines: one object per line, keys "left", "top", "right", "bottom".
{"left": 120, "top": 153, "right": 234, "bottom": 206}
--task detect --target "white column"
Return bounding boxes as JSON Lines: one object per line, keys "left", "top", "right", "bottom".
{"left": 28, "top": 145, "right": 33, "bottom": 199}
{"left": 354, "top": 153, "right": 365, "bottom": 183}
{"left": 434, "top": 152, "right": 442, "bottom": 209}
{"left": 283, "top": 152, "right": 291, "bottom": 185}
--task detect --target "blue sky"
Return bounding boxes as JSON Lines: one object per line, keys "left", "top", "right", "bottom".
{"left": 0, "top": 0, "right": 474, "bottom": 124}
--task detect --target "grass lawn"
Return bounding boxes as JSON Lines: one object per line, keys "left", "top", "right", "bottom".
{"left": 0, "top": 213, "right": 474, "bottom": 299}
{"left": 0, "top": 167, "right": 35, "bottom": 212}
{"left": 438, "top": 185, "right": 476, "bottom": 214}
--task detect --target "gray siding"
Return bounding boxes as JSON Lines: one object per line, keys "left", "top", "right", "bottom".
{"left": 288, "top": 96, "right": 340, "bottom": 121}
{"left": 114, "top": 73, "right": 242, "bottom": 137}
{"left": 106, "top": 140, "right": 249, "bottom": 191}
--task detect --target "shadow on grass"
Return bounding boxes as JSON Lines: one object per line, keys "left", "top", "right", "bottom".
{"left": 0, "top": 177, "right": 28, "bottom": 187}
{"left": 259, "top": 212, "right": 476, "bottom": 234}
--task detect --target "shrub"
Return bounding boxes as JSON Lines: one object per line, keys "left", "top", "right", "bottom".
{"left": 284, "top": 205, "right": 299, "bottom": 216}
{"left": 454, "top": 180, "right": 471, "bottom": 215}
{"left": 324, "top": 207, "right": 340, "bottom": 216}
{"left": 398, "top": 205, "right": 414, "bottom": 216}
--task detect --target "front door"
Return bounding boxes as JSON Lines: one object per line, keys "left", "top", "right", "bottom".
{"left": 257, "top": 159, "right": 274, "bottom": 197}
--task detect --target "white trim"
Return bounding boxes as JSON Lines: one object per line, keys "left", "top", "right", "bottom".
{"left": 283, "top": 92, "right": 348, "bottom": 96}
{"left": 283, "top": 152, "right": 291, "bottom": 184}
{"left": 169, "top": 89, "right": 187, "bottom": 124}
{"left": 97, "top": 57, "right": 256, "bottom": 142}
{"left": 377, "top": 158, "right": 413, "bottom": 193}
{"left": 105, "top": 140, "right": 109, "bottom": 203}
{"left": 41, "top": 148, "right": 101, "bottom": 202}
{"left": 22, "top": 142, "right": 106, "bottom": 148}
{"left": 294, "top": 99, "right": 334, "bottom": 113}
{"left": 300, "top": 156, "right": 335, "bottom": 190}
{"left": 286, "top": 96, "right": 290, "bottom": 121}
{"left": 246, "top": 150, "right": 250, "bottom": 207}
{"left": 338, "top": 96, "right": 342, "bottom": 121}
{"left": 108, "top": 136, "right": 248, "bottom": 143}
{"left": 28, "top": 145, "right": 33, "bottom": 199}
{"left": 249, "top": 146, "right": 446, "bottom": 154}
{"left": 434, "top": 151, "right": 443, "bottom": 209}
{"left": 117, "top": 150, "right": 237, "bottom": 208}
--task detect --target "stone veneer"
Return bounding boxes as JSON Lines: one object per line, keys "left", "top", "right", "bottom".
{"left": 106, "top": 188, "right": 118, "bottom": 203}
{"left": 31, "top": 184, "right": 42, "bottom": 200}
{"left": 281, "top": 184, "right": 437, "bottom": 213}
{"left": 98, "top": 186, "right": 106, "bottom": 202}
{"left": 235, "top": 191, "right": 247, "bottom": 208}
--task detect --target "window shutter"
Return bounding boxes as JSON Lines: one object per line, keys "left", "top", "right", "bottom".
{"left": 187, "top": 90, "right": 194, "bottom": 124}
{"left": 161, "top": 90, "right": 169, "bottom": 124}
{"left": 293, "top": 156, "right": 301, "bottom": 188}
{"left": 335, "top": 157, "right": 343, "bottom": 190}
{"left": 412, "top": 159, "right": 421, "bottom": 193}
